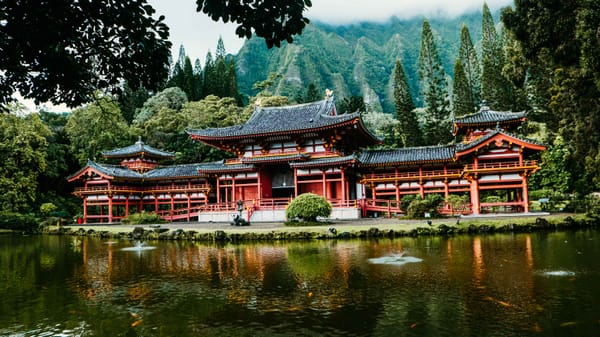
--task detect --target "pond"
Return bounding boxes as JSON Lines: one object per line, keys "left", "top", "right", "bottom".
{"left": 1, "top": 230, "right": 599, "bottom": 336}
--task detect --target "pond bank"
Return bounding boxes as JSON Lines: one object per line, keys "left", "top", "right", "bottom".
{"left": 42, "top": 213, "right": 600, "bottom": 242}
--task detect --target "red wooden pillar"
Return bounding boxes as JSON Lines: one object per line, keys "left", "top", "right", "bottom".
{"left": 394, "top": 167, "right": 400, "bottom": 204}
{"left": 522, "top": 174, "right": 530, "bottom": 212}
{"left": 170, "top": 194, "right": 175, "bottom": 222}
{"left": 469, "top": 177, "right": 480, "bottom": 215}
{"left": 293, "top": 168, "right": 298, "bottom": 198}
{"left": 443, "top": 165, "right": 449, "bottom": 201}
{"left": 371, "top": 171, "right": 377, "bottom": 203}
{"left": 444, "top": 180, "right": 450, "bottom": 199}
{"left": 216, "top": 177, "right": 221, "bottom": 205}
{"left": 519, "top": 146, "right": 524, "bottom": 166}
{"left": 108, "top": 194, "right": 113, "bottom": 223}
{"left": 232, "top": 175, "right": 236, "bottom": 203}
{"left": 258, "top": 168, "right": 263, "bottom": 200}
{"left": 341, "top": 168, "right": 346, "bottom": 203}
{"left": 418, "top": 166, "right": 425, "bottom": 198}
{"left": 125, "top": 195, "right": 129, "bottom": 217}
{"left": 187, "top": 194, "right": 191, "bottom": 222}
{"left": 83, "top": 198, "right": 88, "bottom": 224}
{"left": 322, "top": 170, "right": 327, "bottom": 197}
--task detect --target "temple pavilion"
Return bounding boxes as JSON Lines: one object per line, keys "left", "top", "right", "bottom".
{"left": 69, "top": 93, "right": 545, "bottom": 223}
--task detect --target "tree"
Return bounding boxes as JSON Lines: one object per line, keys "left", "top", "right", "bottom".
{"left": 133, "top": 87, "right": 188, "bottom": 125}
{"left": 252, "top": 73, "right": 283, "bottom": 95}
{"left": 193, "top": 58, "right": 204, "bottom": 101}
{"left": 118, "top": 83, "right": 150, "bottom": 125}
{"left": 202, "top": 51, "right": 217, "bottom": 98}
{"left": 37, "top": 110, "right": 80, "bottom": 214}
{"left": 65, "top": 95, "right": 132, "bottom": 165}
{"left": 1, "top": 0, "right": 311, "bottom": 109}
{"left": 0, "top": 0, "right": 171, "bottom": 109}
{"left": 337, "top": 96, "right": 366, "bottom": 114}
{"left": 167, "top": 46, "right": 203, "bottom": 101}
{"left": 362, "top": 110, "right": 399, "bottom": 146}
{"left": 177, "top": 95, "right": 245, "bottom": 163}
{"left": 196, "top": 0, "right": 311, "bottom": 48}
{"left": 452, "top": 59, "right": 474, "bottom": 117}
{"left": 481, "top": 3, "right": 511, "bottom": 110}
{"left": 458, "top": 24, "right": 481, "bottom": 112}
{"left": 199, "top": 38, "right": 242, "bottom": 102}
{"left": 0, "top": 105, "right": 51, "bottom": 212}
{"left": 502, "top": 0, "right": 600, "bottom": 193}
{"left": 417, "top": 19, "right": 452, "bottom": 145}
{"left": 393, "top": 60, "right": 422, "bottom": 147}
{"left": 304, "top": 83, "right": 321, "bottom": 102}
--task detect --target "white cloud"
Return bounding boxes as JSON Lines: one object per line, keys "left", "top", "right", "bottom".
{"left": 307, "top": 0, "right": 513, "bottom": 24}
{"left": 150, "top": 0, "right": 513, "bottom": 62}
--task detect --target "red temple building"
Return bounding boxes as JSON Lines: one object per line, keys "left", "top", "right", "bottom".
{"left": 69, "top": 94, "right": 545, "bottom": 223}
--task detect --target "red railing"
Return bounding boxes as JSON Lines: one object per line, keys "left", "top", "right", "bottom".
{"left": 362, "top": 169, "right": 463, "bottom": 182}
{"left": 74, "top": 184, "right": 210, "bottom": 194}
{"left": 464, "top": 160, "right": 538, "bottom": 171}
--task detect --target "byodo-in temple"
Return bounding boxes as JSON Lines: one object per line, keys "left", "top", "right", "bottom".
{"left": 68, "top": 92, "right": 546, "bottom": 223}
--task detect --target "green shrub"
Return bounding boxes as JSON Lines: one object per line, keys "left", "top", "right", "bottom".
{"left": 446, "top": 194, "right": 468, "bottom": 215}
{"left": 285, "top": 193, "right": 332, "bottom": 222}
{"left": 400, "top": 194, "right": 417, "bottom": 212}
{"left": 40, "top": 203, "right": 58, "bottom": 216}
{"left": 120, "top": 211, "right": 166, "bottom": 225}
{"left": 406, "top": 194, "right": 445, "bottom": 218}
{"left": 0, "top": 212, "right": 38, "bottom": 232}
{"left": 584, "top": 193, "right": 600, "bottom": 217}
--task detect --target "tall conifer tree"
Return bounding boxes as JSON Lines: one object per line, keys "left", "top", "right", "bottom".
{"left": 453, "top": 59, "right": 474, "bottom": 117}
{"left": 304, "top": 83, "right": 321, "bottom": 102}
{"left": 226, "top": 59, "right": 242, "bottom": 105}
{"left": 393, "top": 60, "right": 422, "bottom": 147}
{"left": 458, "top": 24, "right": 480, "bottom": 112}
{"left": 481, "top": 3, "right": 511, "bottom": 110}
{"left": 193, "top": 59, "right": 203, "bottom": 101}
{"left": 182, "top": 57, "right": 195, "bottom": 100}
{"left": 417, "top": 19, "right": 452, "bottom": 145}
{"left": 202, "top": 51, "right": 216, "bottom": 97}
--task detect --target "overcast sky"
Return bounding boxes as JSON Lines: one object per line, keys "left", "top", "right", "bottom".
{"left": 149, "top": 0, "right": 514, "bottom": 62}
{"left": 25, "top": 0, "right": 513, "bottom": 112}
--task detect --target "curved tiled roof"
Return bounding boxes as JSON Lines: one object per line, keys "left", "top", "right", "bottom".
{"left": 290, "top": 155, "right": 357, "bottom": 168}
{"left": 196, "top": 160, "right": 255, "bottom": 173}
{"left": 454, "top": 106, "right": 525, "bottom": 127}
{"left": 186, "top": 97, "right": 361, "bottom": 139}
{"left": 241, "top": 153, "right": 308, "bottom": 164}
{"left": 358, "top": 146, "right": 456, "bottom": 167}
{"left": 102, "top": 137, "right": 175, "bottom": 159}
{"left": 456, "top": 130, "right": 545, "bottom": 153}
{"left": 87, "top": 161, "right": 143, "bottom": 179}
{"left": 144, "top": 164, "right": 204, "bottom": 179}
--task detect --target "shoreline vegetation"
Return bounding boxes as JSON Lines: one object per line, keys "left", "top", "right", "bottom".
{"left": 35, "top": 213, "right": 600, "bottom": 242}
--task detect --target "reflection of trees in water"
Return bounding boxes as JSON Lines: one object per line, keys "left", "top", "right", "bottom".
{"left": 56, "top": 232, "right": 593, "bottom": 335}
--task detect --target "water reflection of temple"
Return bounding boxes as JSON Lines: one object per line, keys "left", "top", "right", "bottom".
{"left": 71, "top": 235, "right": 545, "bottom": 334}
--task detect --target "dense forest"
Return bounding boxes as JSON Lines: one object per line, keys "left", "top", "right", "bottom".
{"left": 1, "top": 1, "right": 600, "bottom": 229}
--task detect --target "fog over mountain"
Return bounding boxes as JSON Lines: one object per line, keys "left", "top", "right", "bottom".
{"left": 150, "top": 0, "right": 513, "bottom": 61}
{"left": 235, "top": 10, "right": 496, "bottom": 113}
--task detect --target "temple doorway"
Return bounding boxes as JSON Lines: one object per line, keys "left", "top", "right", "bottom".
{"left": 271, "top": 169, "right": 295, "bottom": 199}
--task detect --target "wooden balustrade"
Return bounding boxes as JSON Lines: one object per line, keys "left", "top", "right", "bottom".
{"left": 463, "top": 160, "right": 538, "bottom": 171}
{"left": 361, "top": 169, "right": 463, "bottom": 183}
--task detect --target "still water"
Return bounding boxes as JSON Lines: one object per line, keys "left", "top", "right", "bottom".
{"left": 1, "top": 230, "right": 599, "bottom": 337}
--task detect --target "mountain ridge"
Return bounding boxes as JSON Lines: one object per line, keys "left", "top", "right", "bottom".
{"left": 235, "top": 11, "right": 490, "bottom": 113}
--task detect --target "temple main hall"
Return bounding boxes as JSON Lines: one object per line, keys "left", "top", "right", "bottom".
{"left": 69, "top": 94, "right": 545, "bottom": 223}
